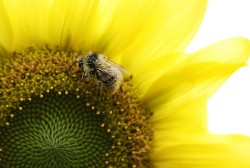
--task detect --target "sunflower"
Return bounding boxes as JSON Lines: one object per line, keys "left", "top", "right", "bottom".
{"left": 1, "top": 0, "right": 250, "bottom": 167}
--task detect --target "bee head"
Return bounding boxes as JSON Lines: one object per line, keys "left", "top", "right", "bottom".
{"left": 86, "top": 52, "right": 98, "bottom": 65}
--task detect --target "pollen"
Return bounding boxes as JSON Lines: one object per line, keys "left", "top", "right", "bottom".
{"left": 10, "top": 114, "right": 14, "bottom": 118}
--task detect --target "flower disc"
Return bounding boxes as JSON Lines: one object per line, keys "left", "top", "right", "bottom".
{"left": 0, "top": 46, "right": 153, "bottom": 167}
{"left": 1, "top": 92, "right": 112, "bottom": 167}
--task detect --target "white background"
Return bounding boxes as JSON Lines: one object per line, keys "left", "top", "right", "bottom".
{"left": 186, "top": 0, "right": 250, "bottom": 136}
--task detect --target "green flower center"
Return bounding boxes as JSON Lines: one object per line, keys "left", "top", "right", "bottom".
{"left": 0, "top": 46, "right": 153, "bottom": 168}
{"left": 2, "top": 92, "right": 112, "bottom": 167}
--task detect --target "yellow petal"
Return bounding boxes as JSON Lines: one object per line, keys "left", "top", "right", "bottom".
{"left": 0, "top": 0, "right": 52, "bottom": 51}
{"left": 190, "top": 37, "right": 250, "bottom": 63}
{"left": 145, "top": 37, "right": 250, "bottom": 134}
{"left": 150, "top": 37, "right": 250, "bottom": 167}
{"left": 0, "top": 0, "right": 13, "bottom": 52}
{"left": 144, "top": 37, "right": 250, "bottom": 108}
{"left": 152, "top": 134, "right": 250, "bottom": 168}
{"left": 153, "top": 100, "right": 209, "bottom": 134}
{"left": 48, "top": 0, "right": 207, "bottom": 64}
{"left": 48, "top": 0, "right": 102, "bottom": 49}
{"left": 0, "top": 0, "right": 207, "bottom": 67}
{"left": 151, "top": 61, "right": 250, "bottom": 132}
{"left": 100, "top": 0, "right": 208, "bottom": 69}
{"left": 133, "top": 52, "right": 190, "bottom": 98}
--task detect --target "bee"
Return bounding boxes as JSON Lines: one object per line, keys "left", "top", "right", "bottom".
{"left": 67, "top": 52, "right": 126, "bottom": 95}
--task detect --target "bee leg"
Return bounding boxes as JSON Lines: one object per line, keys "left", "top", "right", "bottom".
{"left": 78, "top": 61, "right": 86, "bottom": 81}
{"left": 80, "top": 69, "right": 86, "bottom": 81}
{"left": 97, "top": 80, "right": 101, "bottom": 96}
{"left": 66, "top": 61, "right": 77, "bottom": 82}
{"left": 81, "top": 73, "right": 85, "bottom": 81}
{"left": 95, "top": 72, "right": 102, "bottom": 96}
{"left": 120, "top": 86, "right": 124, "bottom": 93}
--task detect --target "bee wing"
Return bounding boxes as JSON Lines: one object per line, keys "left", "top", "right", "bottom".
{"left": 116, "top": 63, "right": 127, "bottom": 74}
{"left": 100, "top": 57, "right": 127, "bottom": 74}
{"left": 96, "top": 65, "right": 117, "bottom": 78}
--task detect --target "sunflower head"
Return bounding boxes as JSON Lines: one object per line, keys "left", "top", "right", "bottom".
{"left": 0, "top": 46, "right": 152, "bottom": 167}
{"left": 1, "top": 0, "right": 250, "bottom": 168}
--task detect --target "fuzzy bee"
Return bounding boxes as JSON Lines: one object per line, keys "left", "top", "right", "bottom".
{"left": 67, "top": 52, "right": 126, "bottom": 95}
